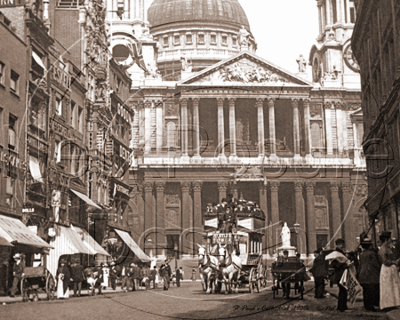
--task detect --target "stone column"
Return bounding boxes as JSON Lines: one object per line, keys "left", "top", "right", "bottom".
{"left": 330, "top": 182, "right": 342, "bottom": 245}
{"left": 270, "top": 181, "right": 280, "bottom": 254}
{"left": 292, "top": 99, "right": 301, "bottom": 159}
{"left": 306, "top": 182, "right": 316, "bottom": 255}
{"left": 180, "top": 98, "right": 189, "bottom": 158}
{"left": 156, "top": 182, "right": 165, "bottom": 256}
{"left": 144, "top": 182, "right": 155, "bottom": 254}
{"left": 136, "top": 184, "right": 145, "bottom": 249}
{"left": 256, "top": 98, "right": 265, "bottom": 158}
{"left": 294, "top": 182, "right": 306, "bottom": 255}
{"left": 325, "top": 0, "right": 331, "bottom": 25}
{"left": 303, "top": 99, "right": 312, "bottom": 158}
{"left": 228, "top": 98, "right": 237, "bottom": 159}
{"left": 317, "top": 0, "right": 323, "bottom": 34}
{"left": 181, "top": 182, "right": 192, "bottom": 255}
{"left": 268, "top": 98, "right": 277, "bottom": 159}
{"left": 138, "top": 102, "right": 145, "bottom": 147}
{"left": 259, "top": 183, "right": 269, "bottom": 255}
{"left": 325, "top": 102, "right": 333, "bottom": 155}
{"left": 144, "top": 101, "right": 152, "bottom": 153}
{"left": 338, "top": 0, "right": 345, "bottom": 24}
{"left": 217, "top": 98, "right": 225, "bottom": 159}
{"left": 342, "top": 183, "right": 354, "bottom": 249}
{"left": 336, "top": 103, "right": 344, "bottom": 155}
{"left": 156, "top": 101, "right": 163, "bottom": 153}
{"left": 218, "top": 181, "right": 228, "bottom": 203}
{"left": 193, "top": 181, "right": 203, "bottom": 254}
{"left": 231, "top": 182, "right": 238, "bottom": 199}
{"left": 192, "top": 97, "right": 201, "bottom": 160}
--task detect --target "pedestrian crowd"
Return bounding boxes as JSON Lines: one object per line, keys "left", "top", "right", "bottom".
{"left": 309, "top": 231, "right": 400, "bottom": 313}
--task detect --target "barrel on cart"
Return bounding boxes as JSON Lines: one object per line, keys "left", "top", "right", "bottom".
{"left": 20, "top": 266, "right": 56, "bottom": 301}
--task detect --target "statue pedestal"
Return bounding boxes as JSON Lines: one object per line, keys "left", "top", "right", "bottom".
{"left": 277, "top": 245, "right": 297, "bottom": 257}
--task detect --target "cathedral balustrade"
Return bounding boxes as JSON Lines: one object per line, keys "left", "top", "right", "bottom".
{"left": 157, "top": 48, "right": 239, "bottom": 62}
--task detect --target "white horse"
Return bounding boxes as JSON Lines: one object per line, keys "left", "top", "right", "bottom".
{"left": 198, "top": 245, "right": 220, "bottom": 294}
{"left": 219, "top": 245, "right": 242, "bottom": 294}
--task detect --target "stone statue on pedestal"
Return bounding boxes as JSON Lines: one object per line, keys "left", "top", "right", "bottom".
{"left": 296, "top": 54, "right": 307, "bottom": 73}
{"left": 239, "top": 25, "right": 250, "bottom": 47}
{"left": 280, "top": 222, "right": 291, "bottom": 247}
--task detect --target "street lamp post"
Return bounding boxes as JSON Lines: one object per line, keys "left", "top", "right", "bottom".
{"left": 174, "top": 242, "right": 178, "bottom": 270}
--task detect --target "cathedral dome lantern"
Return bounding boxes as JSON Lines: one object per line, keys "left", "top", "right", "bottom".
{"left": 148, "top": 0, "right": 257, "bottom": 80}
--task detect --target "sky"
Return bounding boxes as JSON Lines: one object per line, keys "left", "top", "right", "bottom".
{"left": 239, "top": 0, "right": 319, "bottom": 74}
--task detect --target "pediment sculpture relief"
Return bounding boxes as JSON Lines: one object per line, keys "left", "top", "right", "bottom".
{"left": 218, "top": 59, "right": 289, "bottom": 84}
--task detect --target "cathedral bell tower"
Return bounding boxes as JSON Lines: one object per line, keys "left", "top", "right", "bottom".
{"left": 309, "top": 0, "right": 360, "bottom": 89}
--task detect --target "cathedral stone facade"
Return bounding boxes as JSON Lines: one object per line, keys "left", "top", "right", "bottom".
{"left": 107, "top": 0, "right": 367, "bottom": 262}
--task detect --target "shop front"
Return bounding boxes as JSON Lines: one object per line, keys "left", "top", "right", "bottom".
{"left": 0, "top": 215, "right": 53, "bottom": 296}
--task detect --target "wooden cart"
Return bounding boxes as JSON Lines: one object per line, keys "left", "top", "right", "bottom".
{"left": 270, "top": 257, "right": 308, "bottom": 299}
{"left": 20, "top": 266, "right": 56, "bottom": 302}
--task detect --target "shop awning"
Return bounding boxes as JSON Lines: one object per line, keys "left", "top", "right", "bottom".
{"left": 32, "top": 51, "right": 47, "bottom": 70}
{"left": 71, "top": 189, "right": 102, "bottom": 210}
{"left": 29, "top": 156, "right": 44, "bottom": 183}
{"left": 71, "top": 225, "right": 109, "bottom": 256}
{"left": 59, "top": 226, "right": 93, "bottom": 254}
{"left": 0, "top": 215, "right": 52, "bottom": 249}
{"left": 0, "top": 236, "right": 13, "bottom": 247}
{"left": 115, "top": 229, "right": 151, "bottom": 262}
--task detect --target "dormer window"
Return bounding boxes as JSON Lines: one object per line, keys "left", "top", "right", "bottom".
{"left": 186, "top": 33, "right": 192, "bottom": 44}
{"left": 222, "top": 35, "right": 228, "bottom": 46}
{"left": 210, "top": 33, "right": 217, "bottom": 45}
{"left": 174, "top": 34, "right": 180, "bottom": 45}
{"left": 232, "top": 36, "right": 238, "bottom": 46}
{"left": 163, "top": 36, "right": 169, "bottom": 47}
{"left": 198, "top": 33, "right": 205, "bottom": 44}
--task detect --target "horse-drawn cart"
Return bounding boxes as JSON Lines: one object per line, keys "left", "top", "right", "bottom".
{"left": 270, "top": 257, "right": 308, "bottom": 299}
{"left": 20, "top": 266, "right": 56, "bottom": 301}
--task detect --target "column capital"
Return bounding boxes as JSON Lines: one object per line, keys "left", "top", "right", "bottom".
{"left": 144, "top": 181, "right": 153, "bottom": 192}
{"left": 256, "top": 97, "right": 264, "bottom": 107}
{"left": 330, "top": 182, "right": 340, "bottom": 192}
{"left": 305, "top": 182, "right": 316, "bottom": 191}
{"left": 317, "top": 0, "right": 324, "bottom": 7}
{"left": 341, "top": 182, "right": 353, "bottom": 193}
{"left": 218, "top": 181, "right": 228, "bottom": 191}
{"left": 193, "top": 181, "right": 202, "bottom": 192}
{"left": 144, "top": 100, "right": 152, "bottom": 108}
{"left": 137, "top": 184, "right": 144, "bottom": 193}
{"left": 181, "top": 181, "right": 191, "bottom": 192}
{"left": 192, "top": 97, "right": 200, "bottom": 106}
{"left": 217, "top": 97, "right": 225, "bottom": 107}
{"left": 303, "top": 98, "right": 311, "bottom": 107}
{"left": 228, "top": 97, "right": 236, "bottom": 106}
{"left": 267, "top": 97, "right": 275, "bottom": 107}
{"left": 180, "top": 98, "right": 188, "bottom": 106}
{"left": 294, "top": 181, "right": 303, "bottom": 192}
{"left": 155, "top": 101, "right": 163, "bottom": 108}
{"left": 291, "top": 98, "right": 299, "bottom": 108}
{"left": 155, "top": 181, "right": 165, "bottom": 191}
{"left": 269, "top": 181, "right": 280, "bottom": 192}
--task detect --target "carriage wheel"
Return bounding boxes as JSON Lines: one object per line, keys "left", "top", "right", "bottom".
{"left": 46, "top": 273, "right": 56, "bottom": 300}
{"left": 299, "top": 281, "right": 304, "bottom": 300}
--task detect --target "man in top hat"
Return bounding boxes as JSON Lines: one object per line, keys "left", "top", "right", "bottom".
{"left": 330, "top": 238, "right": 349, "bottom": 312}
{"left": 310, "top": 248, "right": 328, "bottom": 299}
{"left": 358, "top": 237, "right": 381, "bottom": 311}
{"left": 10, "top": 253, "right": 24, "bottom": 297}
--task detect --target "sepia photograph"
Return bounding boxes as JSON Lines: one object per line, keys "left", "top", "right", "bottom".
{"left": 0, "top": 1, "right": 399, "bottom": 319}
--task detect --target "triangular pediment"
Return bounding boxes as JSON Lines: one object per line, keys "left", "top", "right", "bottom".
{"left": 178, "top": 52, "right": 312, "bottom": 87}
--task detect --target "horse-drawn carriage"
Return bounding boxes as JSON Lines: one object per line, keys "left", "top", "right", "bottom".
{"left": 199, "top": 197, "right": 267, "bottom": 294}
{"left": 20, "top": 266, "right": 56, "bottom": 301}
{"left": 270, "top": 256, "right": 309, "bottom": 299}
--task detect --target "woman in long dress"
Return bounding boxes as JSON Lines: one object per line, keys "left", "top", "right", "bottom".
{"left": 378, "top": 231, "right": 400, "bottom": 310}
{"left": 56, "top": 262, "right": 70, "bottom": 299}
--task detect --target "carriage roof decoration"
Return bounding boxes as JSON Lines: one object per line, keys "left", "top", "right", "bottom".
{"left": 204, "top": 193, "right": 265, "bottom": 234}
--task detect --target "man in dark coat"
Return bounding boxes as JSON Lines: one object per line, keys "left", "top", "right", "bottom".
{"left": 176, "top": 267, "right": 181, "bottom": 287}
{"left": 70, "top": 260, "right": 85, "bottom": 297}
{"left": 159, "top": 260, "right": 172, "bottom": 290}
{"left": 10, "top": 253, "right": 24, "bottom": 297}
{"left": 109, "top": 262, "right": 119, "bottom": 290}
{"left": 310, "top": 248, "right": 328, "bottom": 298}
{"left": 131, "top": 263, "right": 141, "bottom": 290}
{"left": 330, "top": 238, "right": 349, "bottom": 312}
{"left": 149, "top": 266, "right": 157, "bottom": 289}
{"left": 93, "top": 264, "right": 104, "bottom": 295}
{"left": 357, "top": 237, "right": 381, "bottom": 311}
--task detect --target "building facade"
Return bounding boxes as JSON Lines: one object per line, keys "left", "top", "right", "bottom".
{"left": 352, "top": 0, "right": 400, "bottom": 242}
{"left": 104, "top": 0, "right": 367, "bottom": 262}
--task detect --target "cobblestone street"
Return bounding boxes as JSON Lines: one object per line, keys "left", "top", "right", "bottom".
{"left": 0, "top": 282, "right": 395, "bottom": 320}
